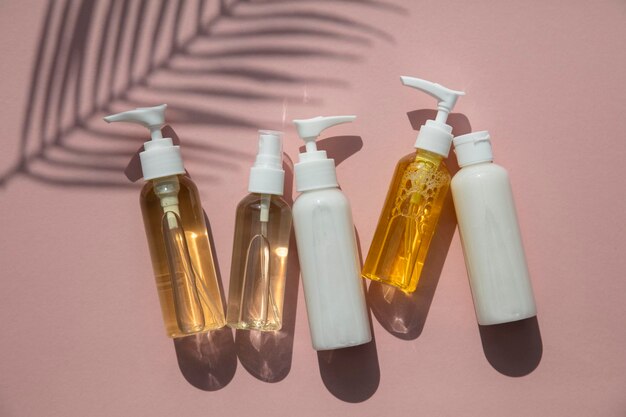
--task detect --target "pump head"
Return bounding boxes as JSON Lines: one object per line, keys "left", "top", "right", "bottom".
{"left": 104, "top": 104, "right": 167, "bottom": 141}
{"left": 103, "top": 104, "right": 184, "bottom": 181}
{"left": 400, "top": 76, "right": 465, "bottom": 157}
{"left": 292, "top": 115, "right": 356, "bottom": 192}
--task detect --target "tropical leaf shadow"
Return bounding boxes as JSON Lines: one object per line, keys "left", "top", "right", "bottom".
{"left": 2, "top": 0, "right": 403, "bottom": 188}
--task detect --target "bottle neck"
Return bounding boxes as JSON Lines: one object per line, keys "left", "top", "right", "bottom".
{"left": 459, "top": 159, "right": 493, "bottom": 168}
{"left": 415, "top": 149, "right": 444, "bottom": 164}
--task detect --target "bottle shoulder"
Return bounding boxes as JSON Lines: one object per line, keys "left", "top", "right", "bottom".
{"left": 392, "top": 152, "right": 451, "bottom": 194}
{"left": 452, "top": 163, "right": 508, "bottom": 181}
{"left": 293, "top": 187, "right": 347, "bottom": 209}
{"left": 451, "top": 163, "right": 510, "bottom": 192}
{"left": 238, "top": 193, "right": 292, "bottom": 212}
{"left": 141, "top": 174, "right": 197, "bottom": 194}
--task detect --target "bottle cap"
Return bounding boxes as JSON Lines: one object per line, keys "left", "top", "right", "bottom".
{"left": 104, "top": 104, "right": 185, "bottom": 181}
{"left": 292, "top": 115, "right": 356, "bottom": 192}
{"left": 453, "top": 131, "right": 494, "bottom": 167}
{"left": 400, "top": 76, "right": 465, "bottom": 157}
{"left": 248, "top": 130, "right": 285, "bottom": 195}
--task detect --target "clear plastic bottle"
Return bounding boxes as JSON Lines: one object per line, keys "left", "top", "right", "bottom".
{"left": 104, "top": 104, "right": 225, "bottom": 338}
{"left": 362, "top": 149, "right": 450, "bottom": 293}
{"left": 362, "top": 77, "right": 464, "bottom": 293}
{"left": 141, "top": 175, "right": 226, "bottom": 337}
{"left": 227, "top": 130, "right": 292, "bottom": 331}
{"left": 227, "top": 194, "right": 291, "bottom": 330}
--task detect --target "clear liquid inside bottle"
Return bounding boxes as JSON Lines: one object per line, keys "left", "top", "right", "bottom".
{"left": 141, "top": 175, "right": 225, "bottom": 338}
{"left": 227, "top": 194, "right": 292, "bottom": 331}
{"left": 363, "top": 150, "right": 450, "bottom": 293}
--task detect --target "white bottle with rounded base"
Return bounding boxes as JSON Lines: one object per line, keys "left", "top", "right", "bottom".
{"left": 451, "top": 131, "right": 537, "bottom": 326}
{"left": 292, "top": 116, "right": 371, "bottom": 350}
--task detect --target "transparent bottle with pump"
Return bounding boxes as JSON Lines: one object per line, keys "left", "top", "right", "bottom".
{"left": 227, "top": 131, "right": 292, "bottom": 331}
{"left": 105, "top": 105, "right": 225, "bottom": 338}
{"left": 362, "top": 77, "right": 465, "bottom": 293}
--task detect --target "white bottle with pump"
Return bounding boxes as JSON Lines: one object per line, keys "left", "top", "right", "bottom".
{"left": 292, "top": 116, "right": 371, "bottom": 351}
{"left": 451, "top": 131, "right": 537, "bottom": 325}
{"left": 104, "top": 104, "right": 226, "bottom": 338}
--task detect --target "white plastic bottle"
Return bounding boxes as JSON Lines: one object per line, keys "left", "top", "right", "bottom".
{"left": 292, "top": 115, "right": 371, "bottom": 350}
{"left": 451, "top": 131, "right": 537, "bottom": 325}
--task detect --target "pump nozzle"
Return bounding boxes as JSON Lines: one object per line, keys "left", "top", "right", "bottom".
{"left": 104, "top": 104, "right": 167, "bottom": 141}
{"left": 400, "top": 77, "right": 464, "bottom": 125}
{"left": 103, "top": 104, "right": 184, "bottom": 181}
{"left": 292, "top": 115, "right": 356, "bottom": 192}
{"left": 293, "top": 115, "right": 356, "bottom": 153}
{"left": 400, "top": 76, "right": 465, "bottom": 157}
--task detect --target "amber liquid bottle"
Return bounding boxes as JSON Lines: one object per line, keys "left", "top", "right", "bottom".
{"left": 362, "top": 150, "right": 450, "bottom": 293}
{"left": 104, "top": 104, "right": 225, "bottom": 338}
{"left": 141, "top": 175, "right": 226, "bottom": 337}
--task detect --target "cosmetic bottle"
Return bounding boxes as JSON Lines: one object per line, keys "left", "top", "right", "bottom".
{"left": 451, "top": 131, "right": 536, "bottom": 325}
{"left": 362, "top": 77, "right": 464, "bottom": 293}
{"left": 226, "top": 130, "right": 291, "bottom": 331}
{"left": 292, "top": 115, "right": 371, "bottom": 351}
{"left": 104, "top": 104, "right": 225, "bottom": 337}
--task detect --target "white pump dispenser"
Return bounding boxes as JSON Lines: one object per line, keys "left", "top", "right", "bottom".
{"left": 400, "top": 76, "right": 465, "bottom": 157}
{"left": 104, "top": 104, "right": 185, "bottom": 181}
{"left": 293, "top": 115, "right": 356, "bottom": 192}
{"left": 291, "top": 115, "right": 371, "bottom": 351}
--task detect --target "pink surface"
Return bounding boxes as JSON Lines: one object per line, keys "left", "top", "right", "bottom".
{"left": 1, "top": 0, "right": 625, "bottom": 415}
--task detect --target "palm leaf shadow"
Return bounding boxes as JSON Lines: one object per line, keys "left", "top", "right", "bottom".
{"left": 2, "top": 0, "right": 403, "bottom": 188}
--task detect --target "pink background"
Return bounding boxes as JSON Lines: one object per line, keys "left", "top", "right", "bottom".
{"left": 1, "top": 0, "right": 625, "bottom": 415}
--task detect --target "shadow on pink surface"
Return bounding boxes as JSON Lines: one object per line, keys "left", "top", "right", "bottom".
{"left": 367, "top": 190, "right": 456, "bottom": 340}
{"left": 174, "top": 207, "right": 237, "bottom": 390}
{"left": 298, "top": 135, "right": 364, "bottom": 167}
{"left": 174, "top": 328, "right": 237, "bottom": 391}
{"left": 235, "top": 156, "right": 301, "bottom": 383}
{"left": 5, "top": 0, "right": 401, "bottom": 188}
{"left": 317, "top": 328, "right": 380, "bottom": 403}
{"left": 478, "top": 316, "right": 542, "bottom": 377}
{"left": 317, "top": 227, "right": 380, "bottom": 403}
{"left": 366, "top": 110, "right": 470, "bottom": 340}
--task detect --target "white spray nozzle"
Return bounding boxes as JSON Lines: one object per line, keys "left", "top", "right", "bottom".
{"left": 104, "top": 104, "right": 167, "bottom": 141}
{"left": 293, "top": 115, "right": 356, "bottom": 153}
{"left": 255, "top": 130, "right": 283, "bottom": 169}
{"left": 400, "top": 77, "right": 464, "bottom": 125}
{"left": 249, "top": 130, "right": 285, "bottom": 196}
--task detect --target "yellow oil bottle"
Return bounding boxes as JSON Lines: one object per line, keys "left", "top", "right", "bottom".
{"left": 363, "top": 150, "right": 450, "bottom": 293}
{"left": 362, "top": 77, "right": 464, "bottom": 293}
